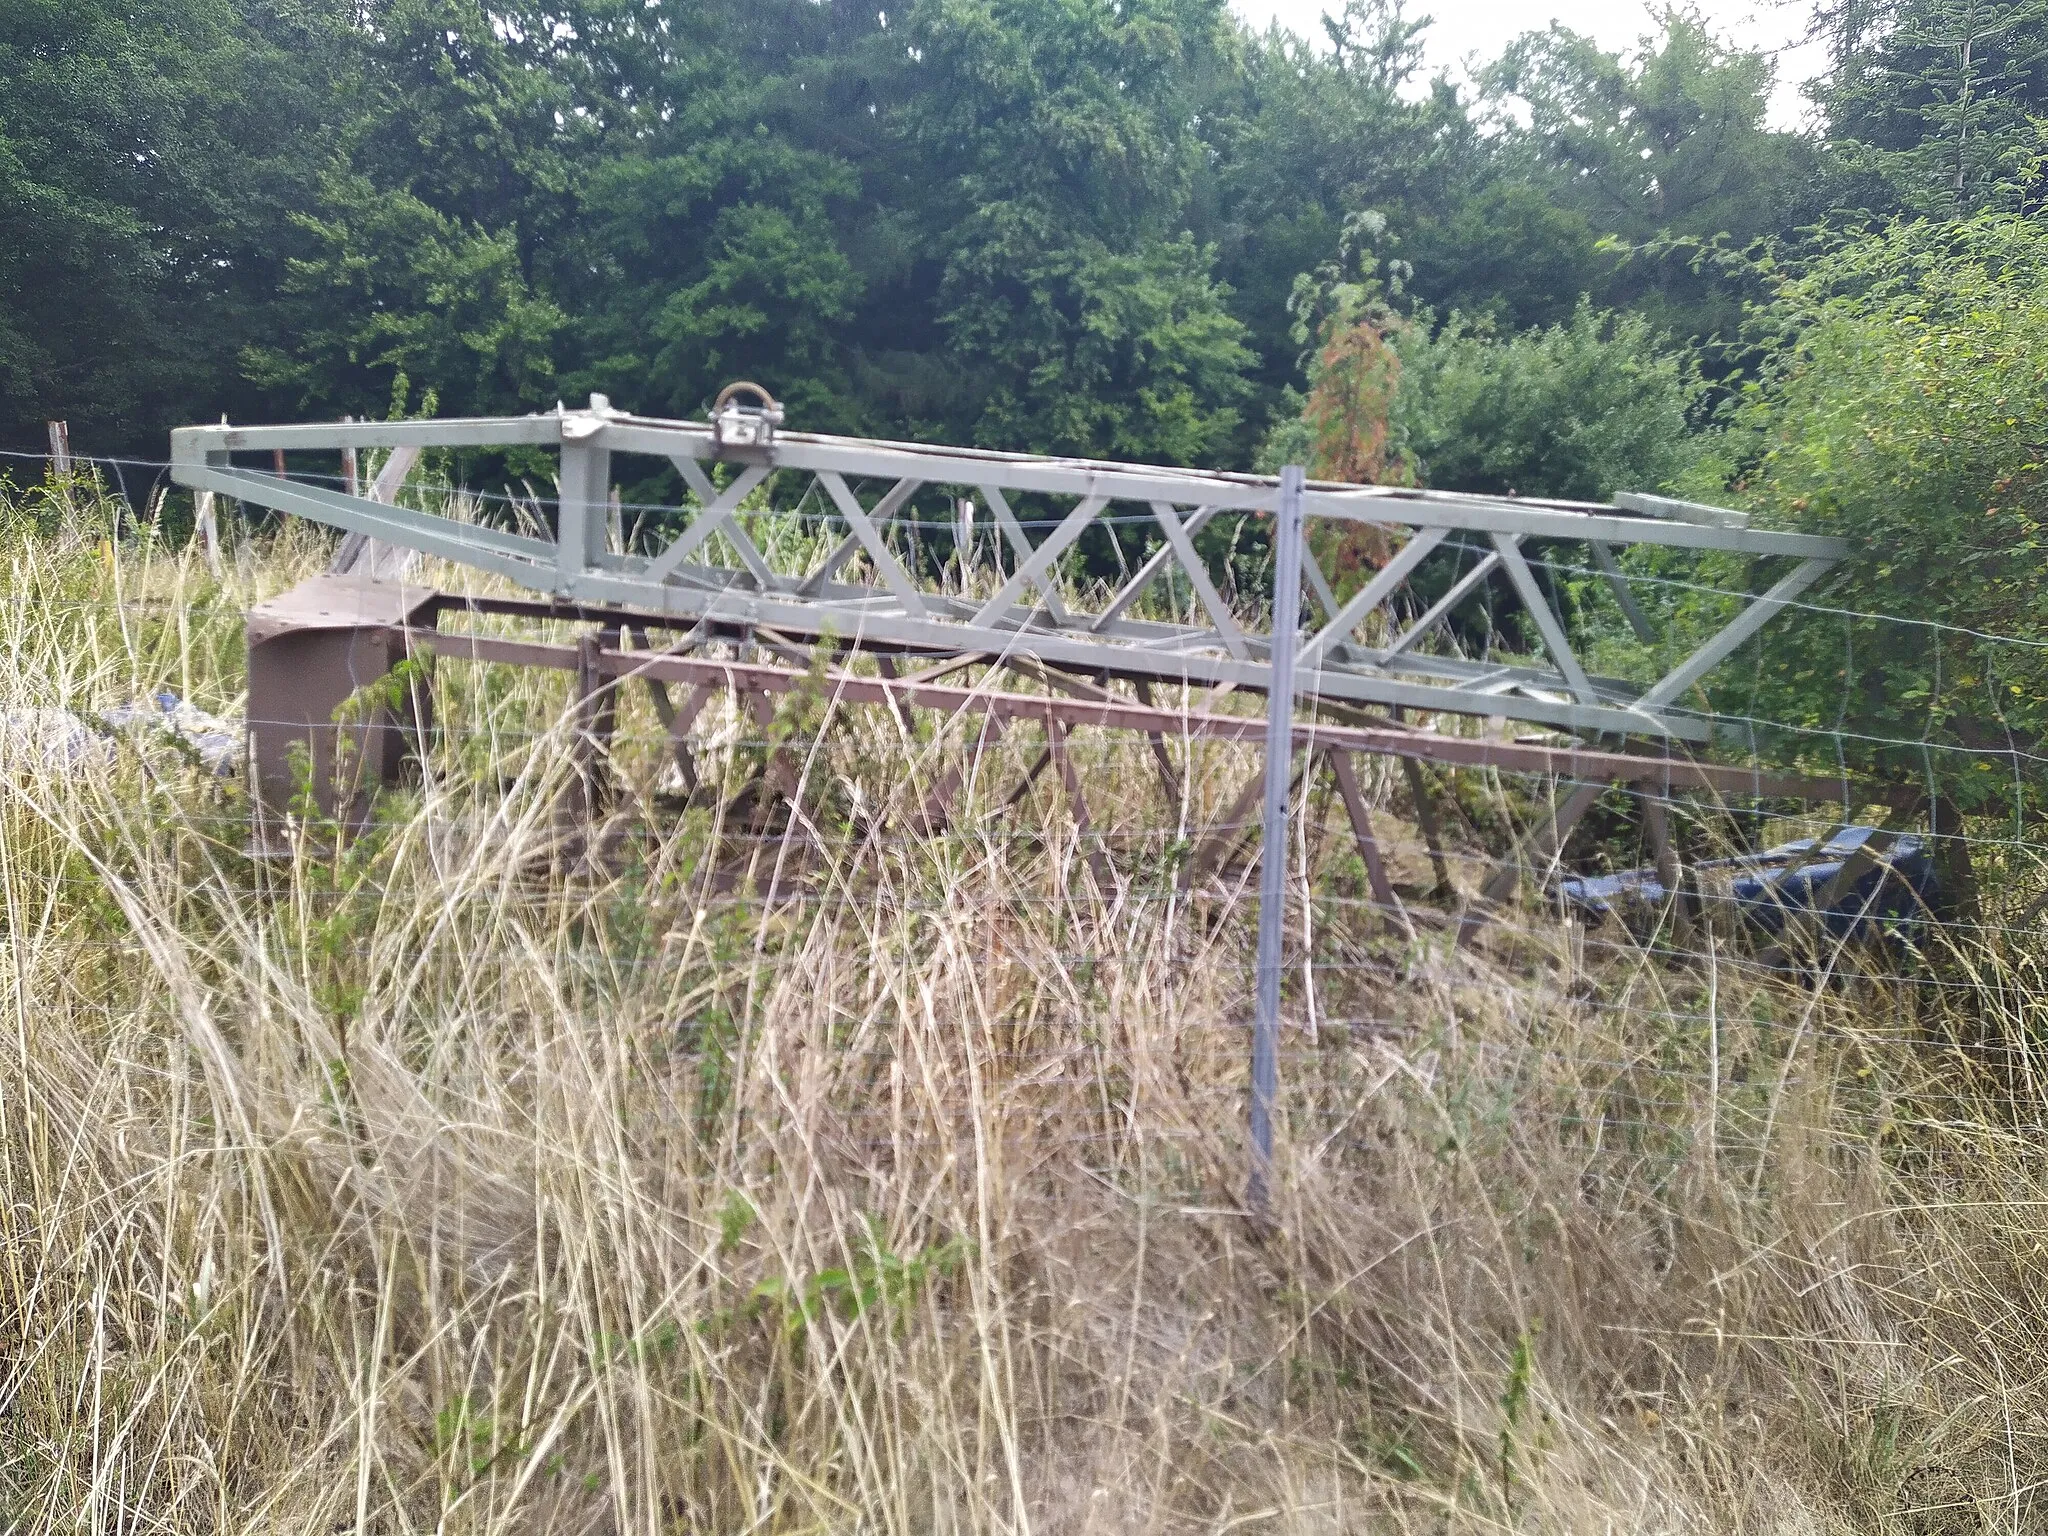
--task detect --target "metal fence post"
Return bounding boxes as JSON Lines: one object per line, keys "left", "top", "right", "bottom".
{"left": 1249, "top": 464, "right": 1305, "bottom": 1219}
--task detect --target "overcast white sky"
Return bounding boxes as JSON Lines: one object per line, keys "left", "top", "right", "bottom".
{"left": 1230, "top": 0, "right": 1831, "bottom": 128}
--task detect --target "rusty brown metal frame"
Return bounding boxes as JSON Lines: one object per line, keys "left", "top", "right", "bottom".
{"left": 407, "top": 620, "right": 1865, "bottom": 799}
{"left": 245, "top": 575, "right": 1896, "bottom": 936}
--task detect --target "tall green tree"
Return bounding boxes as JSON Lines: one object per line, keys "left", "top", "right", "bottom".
{"left": 892, "top": 0, "right": 1254, "bottom": 459}
{"left": 243, "top": 171, "right": 568, "bottom": 420}
{"left": 1392, "top": 302, "right": 1704, "bottom": 501}
{"left": 1484, "top": 10, "right": 1819, "bottom": 347}
{"left": 1815, "top": 0, "right": 2048, "bottom": 214}
{"left": 1682, "top": 213, "right": 2048, "bottom": 809}
{"left": 277, "top": 0, "right": 1256, "bottom": 462}
{"left": 551, "top": 0, "right": 886, "bottom": 431}
{"left": 0, "top": 0, "right": 343, "bottom": 458}
{"left": 246, "top": 0, "right": 583, "bottom": 419}
{"left": 1207, "top": 0, "right": 1605, "bottom": 444}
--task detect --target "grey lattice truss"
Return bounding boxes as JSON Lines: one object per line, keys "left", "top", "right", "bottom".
{"left": 171, "top": 400, "right": 1844, "bottom": 742}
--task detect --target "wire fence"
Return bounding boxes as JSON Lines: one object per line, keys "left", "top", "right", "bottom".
{"left": 13, "top": 702, "right": 2039, "bottom": 1198}
{"left": 5, "top": 439, "right": 2047, "bottom": 1222}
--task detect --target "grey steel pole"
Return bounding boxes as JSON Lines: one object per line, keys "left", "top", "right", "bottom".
{"left": 1249, "top": 464, "right": 1305, "bottom": 1218}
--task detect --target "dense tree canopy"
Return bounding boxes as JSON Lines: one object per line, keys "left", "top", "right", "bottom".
{"left": 9, "top": 0, "right": 2025, "bottom": 469}
{"left": 10, "top": 0, "right": 2047, "bottom": 799}
{"left": 1681, "top": 214, "right": 2048, "bottom": 799}
{"left": 3, "top": 0, "right": 1821, "bottom": 469}
{"left": 0, "top": 0, "right": 341, "bottom": 452}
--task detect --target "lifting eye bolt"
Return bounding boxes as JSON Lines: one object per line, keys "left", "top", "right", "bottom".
{"left": 710, "top": 381, "right": 784, "bottom": 457}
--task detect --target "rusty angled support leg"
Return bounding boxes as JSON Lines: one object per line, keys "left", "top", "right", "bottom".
{"left": 917, "top": 712, "right": 1007, "bottom": 836}
{"left": 1131, "top": 678, "right": 1185, "bottom": 807}
{"left": 1045, "top": 717, "right": 1115, "bottom": 892}
{"left": 1327, "top": 748, "right": 1411, "bottom": 935}
{"left": 1183, "top": 752, "right": 1311, "bottom": 889}
{"left": 1457, "top": 780, "right": 1604, "bottom": 947}
{"left": 738, "top": 688, "right": 821, "bottom": 895}
{"left": 874, "top": 654, "right": 919, "bottom": 738}
{"left": 1402, "top": 756, "right": 1455, "bottom": 897}
{"left": 1643, "top": 795, "right": 1693, "bottom": 943}
{"left": 1002, "top": 744, "right": 1057, "bottom": 811}
{"left": 1182, "top": 766, "right": 1268, "bottom": 888}
{"left": 646, "top": 676, "right": 716, "bottom": 798}
{"left": 563, "top": 629, "right": 620, "bottom": 828}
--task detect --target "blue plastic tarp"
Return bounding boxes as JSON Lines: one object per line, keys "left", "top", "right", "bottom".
{"left": 1560, "top": 826, "right": 1937, "bottom": 940}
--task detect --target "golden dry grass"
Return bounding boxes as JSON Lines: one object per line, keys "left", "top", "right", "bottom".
{"left": 2, "top": 483, "right": 2046, "bottom": 1534}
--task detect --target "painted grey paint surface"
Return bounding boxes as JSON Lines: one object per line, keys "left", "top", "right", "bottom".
{"left": 171, "top": 402, "right": 1844, "bottom": 743}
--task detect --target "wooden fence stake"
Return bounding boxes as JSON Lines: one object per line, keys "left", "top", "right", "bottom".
{"left": 46, "top": 420, "right": 72, "bottom": 479}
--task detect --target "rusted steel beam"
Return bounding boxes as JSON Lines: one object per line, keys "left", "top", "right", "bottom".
{"left": 1326, "top": 748, "right": 1406, "bottom": 927}
{"left": 1401, "top": 757, "right": 1455, "bottom": 896}
{"left": 915, "top": 714, "right": 1006, "bottom": 836}
{"left": 1478, "top": 781, "right": 1607, "bottom": 908}
{"left": 1131, "top": 677, "right": 1185, "bottom": 808}
{"left": 646, "top": 678, "right": 717, "bottom": 796}
{"left": 1045, "top": 718, "right": 1116, "bottom": 892}
{"left": 1183, "top": 764, "right": 1285, "bottom": 887}
{"left": 740, "top": 689, "right": 808, "bottom": 832}
{"left": 405, "top": 625, "right": 1890, "bottom": 805}
{"left": 1643, "top": 796, "right": 1692, "bottom": 942}
{"left": 1003, "top": 745, "right": 1057, "bottom": 812}
{"left": 564, "top": 629, "right": 620, "bottom": 822}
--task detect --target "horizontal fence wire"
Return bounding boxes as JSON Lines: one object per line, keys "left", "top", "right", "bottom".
{"left": 5, "top": 442, "right": 2047, "bottom": 1222}
{"left": 22, "top": 444, "right": 2048, "bottom": 651}
{"left": 13, "top": 449, "right": 2048, "bottom": 779}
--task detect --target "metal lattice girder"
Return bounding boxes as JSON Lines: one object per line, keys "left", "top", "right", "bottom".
{"left": 169, "top": 401, "right": 1847, "bottom": 742}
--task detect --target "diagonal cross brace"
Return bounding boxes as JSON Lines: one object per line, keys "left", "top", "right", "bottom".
{"left": 648, "top": 460, "right": 775, "bottom": 584}
{"left": 1301, "top": 546, "right": 1343, "bottom": 625}
{"left": 972, "top": 494, "right": 1107, "bottom": 628}
{"left": 1295, "top": 527, "right": 1447, "bottom": 671}
{"left": 1096, "top": 505, "right": 1324, "bottom": 635}
{"left": 181, "top": 465, "right": 554, "bottom": 585}
{"left": 1492, "top": 533, "right": 1598, "bottom": 703}
{"left": 1385, "top": 542, "right": 1508, "bottom": 658}
{"left": 1588, "top": 540, "right": 1657, "bottom": 644}
{"left": 1637, "top": 557, "right": 1836, "bottom": 712}
{"left": 1091, "top": 504, "right": 1223, "bottom": 631}
{"left": 981, "top": 487, "right": 1073, "bottom": 624}
{"left": 798, "top": 476, "right": 921, "bottom": 595}
{"left": 330, "top": 443, "right": 423, "bottom": 578}
{"left": 816, "top": 472, "right": 929, "bottom": 618}
{"left": 1149, "top": 502, "right": 1248, "bottom": 659}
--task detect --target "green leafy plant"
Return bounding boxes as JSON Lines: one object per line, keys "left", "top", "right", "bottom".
{"left": 1686, "top": 212, "right": 2048, "bottom": 826}
{"left": 748, "top": 1217, "right": 969, "bottom": 1341}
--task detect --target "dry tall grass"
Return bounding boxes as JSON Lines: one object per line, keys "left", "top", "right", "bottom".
{"left": 3, "top": 482, "right": 2046, "bottom": 1534}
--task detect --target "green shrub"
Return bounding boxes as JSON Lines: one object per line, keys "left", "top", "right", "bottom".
{"left": 1684, "top": 213, "right": 2048, "bottom": 809}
